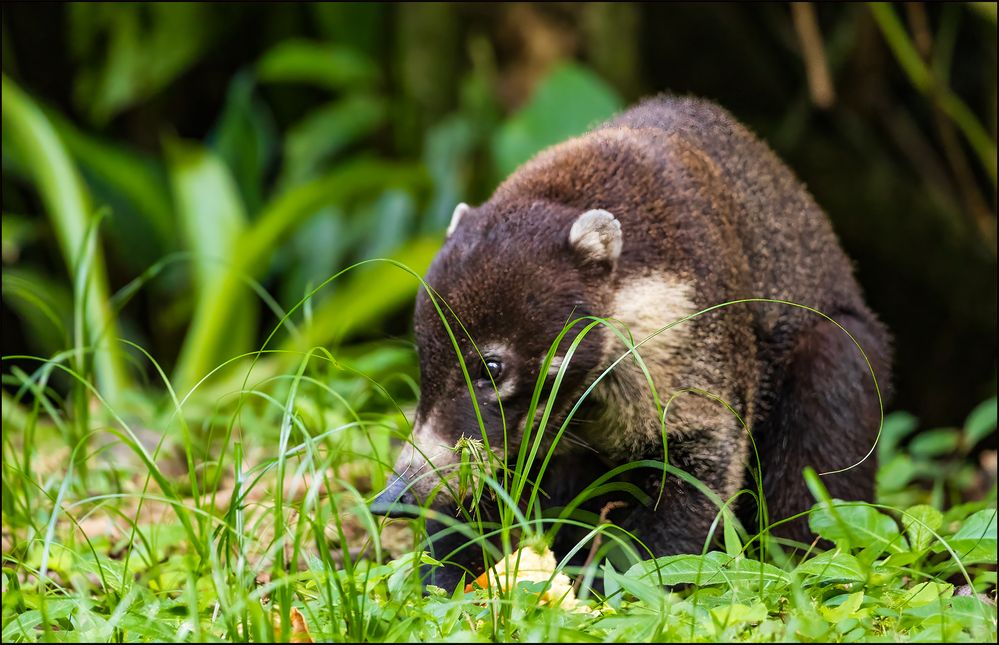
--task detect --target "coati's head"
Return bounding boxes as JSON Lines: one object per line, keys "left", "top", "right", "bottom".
{"left": 370, "top": 199, "right": 624, "bottom": 518}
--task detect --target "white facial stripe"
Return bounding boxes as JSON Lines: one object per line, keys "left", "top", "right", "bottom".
{"left": 545, "top": 355, "right": 564, "bottom": 377}
{"left": 478, "top": 342, "right": 509, "bottom": 360}
{"left": 497, "top": 378, "right": 517, "bottom": 400}
{"left": 400, "top": 420, "right": 457, "bottom": 476}
{"left": 393, "top": 416, "right": 463, "bottom": 506}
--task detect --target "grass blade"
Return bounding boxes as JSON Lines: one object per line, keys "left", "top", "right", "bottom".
{"left": 166, "top": 137, "right": 257, "bottom": 371}
{"left": 1, "top": 74, "right": 129, "bottom": 406}
{"left": 172, "top": 158, "right": 427, "bottom": 393}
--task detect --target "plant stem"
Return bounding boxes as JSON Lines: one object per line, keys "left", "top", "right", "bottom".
{"left": 869, "top": 3, "right": 997, "bottom": 187}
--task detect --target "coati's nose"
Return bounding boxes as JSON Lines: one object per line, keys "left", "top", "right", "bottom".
{"left": 369, "top": 474, "right": 419, "bottom": 518}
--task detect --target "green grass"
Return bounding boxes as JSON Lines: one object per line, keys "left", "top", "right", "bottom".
{"left": 2, "top": 20, "right": 997, "bottom": 639}
{"left": 2, "top": 293, "right": 996, "bottom": 641}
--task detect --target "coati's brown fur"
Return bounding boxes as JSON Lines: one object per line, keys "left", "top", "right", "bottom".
{"left": 371, "top": 96, "right": 892, "bottom": 590}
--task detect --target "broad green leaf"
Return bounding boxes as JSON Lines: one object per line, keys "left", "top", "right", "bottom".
{"left": 795, "top": 549, "right": 866, "bottom": 583}
{"left": 808, "top": 500, "right": 908, "bottom": 555}
{"left": 936, "top": 509, "right": 997, "bottom": 564}
{"left": 902, "top": 504, "right": 943, "bottom": 552}
{"left": 942, "top": 499, "right": 995, "bottom": 525}
{"left": 946, "top": 595, "right": 996, "bottom": 637}
{"left": 877, "top": 454, "right": 919, "bottom": 493}
{"left": 69, "top": 3, "right": 213, "bottom": 125}
{"left": 857, "top": 541, "right": 890, "bottom": 568}
{"left": 210, "top": 71, "right": 276, "bottom": 214}
{"left": 277, "top": 207, "right": 349, "bottom": 310}
{"left": 963, "top": 397, "right": 997, "bottom": 449}
{"left": 279, "top": 95, "right": 387, "bottom": 189}
{"left": 1, "top": 267, "right": 72, "bottom": 356}
{"left": 877, "top": 411, "right": 919, "bottom": 461}
{"left": 783, "top": 612, "right": 832, "bottom": 641}
{"left": 348, "top": 190, "right": 417, "bottom": 261}
{"left": 257, "top": 39, "right": 379, "bottom": 91}
{"left": 909, "top": 615, "right": 970, "bottom": 643}
{"left": 165, "top": 138, "right": 248, "bottom": 294}
{"left": 908, "top": 428, "right": 961, "bottom": 457}
{"left": 44, "top": 106, "right": 172, "bottom": 230}
{"left": 626, "top": 551, "right": 790, "bottom": 589}
{"left": 605, "top": 563, "right": 666, "bottom": 605}
{"left": 118, "top": 613, "right": 180, "bottom": 642}
{"left": 387, "top": 552, "right": 424, "bottom": 596}
{"left": 47, "top": 110, "right": 175, "bottom": 268}
{"left": 710, "top": 602, "right": 768, "bottom": 626}
{"left": 602, "top": 560, "right": 622, "bottom": 610}
{"left": 422, "top": 114, "right": 478, "bottom": 234}
{"left": 724, "top": 512, "right": 742, "bottom": 558}
{"left": 491, "top": 63, "right": 622, "bottom": 177}
{"left": 310, "top": 3, "right": 385, "bottom": 56}
{"left": 289, "top": 236, "right": 440, "bottom": 351}
{"left": 1, "top": 75, "right": 128, "bottom": 405}
{"left": 166, "top": 137, "right": 256, "bottom": 370}
{"left": 881, "top": 551, "right": 922, "bottom": 568}
{"left": 820, "top": 590, "right": 864, "bottom": 623}
{"left": 173, "top": 159, "right": 427, "bottom": 392}
{"left": 902, "top": 581, "right": 954, "bottom": 608}
{"left": 1, "top": 600, "right": 77, "bottom": 641}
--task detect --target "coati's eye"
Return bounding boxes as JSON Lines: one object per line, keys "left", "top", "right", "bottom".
{"left": 480, "top": 357, "right": 503, "bottom": 383}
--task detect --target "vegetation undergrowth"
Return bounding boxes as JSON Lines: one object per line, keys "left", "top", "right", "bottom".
{"left": 2, "top": 275, "right": 996, "bottom": 641}
{"left": 3, "top": 5, "right": 996, "bottom": 640}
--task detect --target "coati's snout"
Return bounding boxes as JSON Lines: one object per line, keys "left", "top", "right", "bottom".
{"left": 371, "top": 415, "right": 490, "bottom": 516}
{"left": 368, "top": 473, "right": 418, "bottom": 518}
{"left": 369, "top": 202, "right": 622, "bottom": 520}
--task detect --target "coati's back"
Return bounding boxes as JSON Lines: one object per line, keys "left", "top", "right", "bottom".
{"left": 601, "top": 96, "right": 868, "bottom": 329}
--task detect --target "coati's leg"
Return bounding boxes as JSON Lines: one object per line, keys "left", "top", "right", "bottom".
{"left": 421, "top": 518, "right": 489, "bottom": 591}
{"left": 751, "top": 311, "right": 891, "bottom": 546}
{"left": 536, "top": 446, "right": 738, "bottom": 591}
{"left": 606, "top": 429, "right": 752, "bottom": 563}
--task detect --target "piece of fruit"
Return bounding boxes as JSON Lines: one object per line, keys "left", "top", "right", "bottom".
{"left": 465, "top": 544, "right": 587, "bottom": 611}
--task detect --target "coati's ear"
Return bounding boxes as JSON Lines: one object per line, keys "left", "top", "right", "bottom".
{"left": 569, "top": 209, "right": 622, "bottom": 265}
{"left": 447, "top": 202, "right": 470, "bottom": 238}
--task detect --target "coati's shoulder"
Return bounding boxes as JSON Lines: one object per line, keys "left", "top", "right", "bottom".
{"left": 600, "top": 94, "right": 744, "bottom": 139}
{"left": 499, "top": 95, "right": 855, "bottom": 303}
{"left": 599, "top": 94, "right": 811, "bottom": 209}
{"left": 489, "top": 98, "right": 734, "bottom": 223}
{"left": 487, "top": 94, "right": 791, "bottom": 212}
{"left": 491, "top": 94, "right": 798, "bottom": 206}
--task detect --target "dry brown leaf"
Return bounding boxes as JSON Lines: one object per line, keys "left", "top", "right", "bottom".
{"left": 272, "top": 606, "right": 314, "bottom": 643}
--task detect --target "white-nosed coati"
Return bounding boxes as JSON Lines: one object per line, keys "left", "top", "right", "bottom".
{"left": 370, "top": 96, "right": 892, "bottom": 591}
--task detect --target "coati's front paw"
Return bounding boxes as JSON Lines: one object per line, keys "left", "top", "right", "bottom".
{"left": 418, "top": 520, "right": 487, "bottom": 593}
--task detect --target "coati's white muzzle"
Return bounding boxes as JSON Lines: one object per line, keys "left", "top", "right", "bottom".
{"left": 369, "top": 420, "right": 465, "bottom": 517}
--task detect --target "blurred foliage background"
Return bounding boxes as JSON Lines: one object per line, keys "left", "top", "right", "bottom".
{"left": 1, "top": 2, "right": 996, "bottom": 433}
